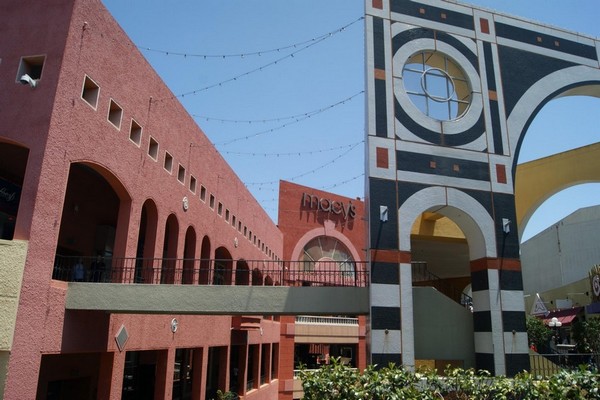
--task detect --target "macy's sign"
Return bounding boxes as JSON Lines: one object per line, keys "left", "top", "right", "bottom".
{"left": 302, "top": 192, "right": 356, "bottom": 220}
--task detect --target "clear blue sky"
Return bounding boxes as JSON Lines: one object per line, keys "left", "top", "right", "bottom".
{"left": 102, "top": 0, "right": 599, "bottom": 243}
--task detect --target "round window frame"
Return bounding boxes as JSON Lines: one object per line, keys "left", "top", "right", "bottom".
{"left": 392, "top": 36, "right": 484, "bottom": 140}
{"left": 402, "top": 51, "right": 472, "bottom": 122}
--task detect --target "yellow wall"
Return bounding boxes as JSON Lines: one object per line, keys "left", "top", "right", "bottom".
{"left": 0, "top": 239, "right": 27, "bottom": 397}
{"left": 515, "top": 142, "right": 600, "bottom": 235}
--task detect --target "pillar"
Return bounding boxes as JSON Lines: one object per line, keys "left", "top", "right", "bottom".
{"left": 369, "top": 249, "right": 413, "bottom": 368}
{"left": 471, "top": 258, "right": 529, "bottom": 376}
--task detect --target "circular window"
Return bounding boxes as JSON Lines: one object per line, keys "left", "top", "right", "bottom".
{"left": 402, "top": 51, "right": 471, "bottom": 121}
{"left": 299, "top": 236, "right": 355, "bottom": 277}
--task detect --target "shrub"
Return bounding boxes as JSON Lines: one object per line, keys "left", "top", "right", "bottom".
{"left": 299, "top": 359, "right": 599, "bottom": 400}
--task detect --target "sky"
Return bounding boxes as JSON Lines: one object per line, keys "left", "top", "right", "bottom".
{"left": 101, "top": 0, "right": 600, "bottom": 243}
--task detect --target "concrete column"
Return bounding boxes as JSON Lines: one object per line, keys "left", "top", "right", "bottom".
{"left": 154, "top": 348, "right": 175, "bottom": 400}
{"left": 471, "top": 258, "right": 529, "bottom": 376}
{"left": 97, "top": 351, "right": 125, "bottom": 400}
{"left": 191, "top": 347, "right": 203, "bottom": 400}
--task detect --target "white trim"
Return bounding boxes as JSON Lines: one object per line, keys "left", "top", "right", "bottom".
{"left": 398, "top": 186, "right": 497, "bottom": 259}
{"left": 371, "top": 329, "right": 402, "bottom": 354}
{"left": 371, "top": 283, "right": 401, "bottom": 307}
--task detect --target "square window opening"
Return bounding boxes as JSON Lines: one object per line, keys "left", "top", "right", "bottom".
{"left": 17, "top": 55, "right": 45, "bottom": 84}
{"left": 189, "top": 176, "right": 197, "bottom": 193}
{"left": 200, "top": 186, "right": 207, "bottom": 202}
{"left": 148, "top": 137, "right": 159, "bottom": 160}
{"left": 177, "top": 165, "right": 185, "bottom": 183}
{"left": 209, "top": 194, "right": 215, "bottom": 209}
{"left": 81, "top": 75, "right": 100, "bottom": 109}
{"left": 129, "top": 119, "right": 142, "bottom": 146}
{"left": 108, "top": 99, "right": 123, "bottom": 130}
{"left": 164, "top": 152, "right": 173, "bottom": 173}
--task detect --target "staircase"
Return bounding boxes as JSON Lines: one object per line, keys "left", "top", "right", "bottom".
{"left": 411, "top": 261, "right": 472, "bottom": 308}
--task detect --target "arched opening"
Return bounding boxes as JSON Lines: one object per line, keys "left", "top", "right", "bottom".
{"left": 399, "top": 187, "right": 495, "bottom": 371}
{"left": 0, "top": 141, "right": 29, "bottom": 241}
{"left": 235, "top": 259, "right": 250, "bottom": 286}
{"left": 54, "top": 163, "right": 130, "bottom": 283}
{"left": 514, "top": 95, "right": 600, "bottom": 319}
{"left": 410, "top": 213, "right": 471, "bottom": 305}
{"left": 134, "top": 199, "right": 158, "bottom": 283}
{"left": 297, "top": 235, "right": 357, "bottom": 286}
{"left": 251, "top": 268, "right": 263, "bottom": 286}
{"left": 182, "top": 226, "right": 196, "bottom": 284}
{"left": 515, "top": 96, "right": 600, "bottom": 240}
{"left": 160, "top": 214, "right": 179, "bottom": 284}
{"left": 213, "top": 246, "right": 232, "bottom": 285}
{"left": 199, "top": 236, "right": 211, "bottom": 284}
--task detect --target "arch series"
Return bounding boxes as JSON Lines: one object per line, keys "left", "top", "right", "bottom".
{"left": 366, "top": 0, "right": 600, "bottom": 375}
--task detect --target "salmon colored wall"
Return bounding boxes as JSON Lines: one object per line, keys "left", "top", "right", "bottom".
{"left": 278, "top": 180, "right": 365, "bottom": 262}
{"left": 1, "top": 0, "right": 283, "bottom": 398}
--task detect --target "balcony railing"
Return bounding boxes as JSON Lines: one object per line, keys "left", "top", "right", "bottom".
{"left": 412, "top": 261, "right": 473, "bottom": 308}
{"left": 52, "top": 255, "right": 369, "bottom": 287}
{"left": 530, "top": 353, "right": 599, "bottom": 378}
{"left": 295, "top": 316, "right": 359, "bottom": 325}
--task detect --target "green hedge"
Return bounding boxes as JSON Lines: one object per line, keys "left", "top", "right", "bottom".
{"left": 299, "top": 359, "right": 600, "bottom": 400}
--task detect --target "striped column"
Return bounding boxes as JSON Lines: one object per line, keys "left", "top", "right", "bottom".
{"left": 471, "top": 258, "right": 529, "bottom": 376}
{"left": 370, "top": 250, "right": 414, "bottom": 368}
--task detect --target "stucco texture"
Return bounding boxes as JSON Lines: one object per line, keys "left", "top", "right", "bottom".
{"left": 0, "top": 240, "right": 27, "bottom": 351}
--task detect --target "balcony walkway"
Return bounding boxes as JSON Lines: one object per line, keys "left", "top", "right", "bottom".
{"left": 57, "top": 256, "right": 370, "bottom": 315}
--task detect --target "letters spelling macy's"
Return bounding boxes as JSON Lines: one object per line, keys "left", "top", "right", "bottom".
{"left": 302, "top": 192, "right": 356, "bottom": 220}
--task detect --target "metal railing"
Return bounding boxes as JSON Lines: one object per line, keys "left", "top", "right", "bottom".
{"left": 295, "top": 316, "right": 359, "bottom": 325}
{"left": 52, "top": 254, "right": 369, "bottom": 287}
{"left": 529, "top": 353, "right": 600, "bottom": 378}
{"left": 412, "top": 261, "right": 473, "bottom": 308}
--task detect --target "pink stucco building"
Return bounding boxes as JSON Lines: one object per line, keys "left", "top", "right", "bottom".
{"left": 1, "top": 0, "right": 283, "bottom": 398}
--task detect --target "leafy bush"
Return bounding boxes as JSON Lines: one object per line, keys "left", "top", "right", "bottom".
{"left": 527, "top": 316, "right": 552, "bottom": 351}
{"left": 573, "top": 318, "right": 600, "bottom": 354}
{"left": 298, "top": 358, "right": 599, "bottom": 400}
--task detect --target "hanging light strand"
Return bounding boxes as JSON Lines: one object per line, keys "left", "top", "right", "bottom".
{"left": 194, "top": 90, "right": 363, "bottom": 124}
{"left": 213, "top": 91, "right": 363, "bottom": 146}
{"left": 245, "top": 141, "right": 362, "bottom": 186}
{"left": 153, "top": 18, "right": 362, "bottom": 102}
{"left": 221, "top": 141, "right": 362, "bottom": 157}
{"left": 138, "top": 16, "right": 363, "bottom": 59}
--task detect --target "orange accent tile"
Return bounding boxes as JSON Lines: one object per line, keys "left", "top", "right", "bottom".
{"left": 536, "top": 36, "right": 543, "bottom": 43}
{"left": 372, "top": 0, "right": 383, "bottom": 9}
{"left": 471, "top": 257, "right": 521, "bottom": 272}
{"left": 429, "top": 161, "right": 436, "bottom": 169}
{"left": 374, "top": 68, "right": 386, "bottom": 80}
{"left": 419, "top": 7, "right": 426, "bottom": 14}
{"left": 371, "top": 249, "right": 411, "bottom": 264}
{"left": 453, "top": 164, "right": 460, "bottom": 172}
{"left": 488, "top": 90, "right": 498, "bottom": 101}
{"left": 554, "top": 40, "right": 560, "bottom": 47}
{"left": 496, "top": 164, "right": 507, "bottom": 184}
{"left": 480, "top": 18, "right": 490, "bottom": 34}
{"left": 441, "top": 13, "right": 447, "bottom": 20}
{"left": 376, "top": 147, "right": 389, "bottom": 169}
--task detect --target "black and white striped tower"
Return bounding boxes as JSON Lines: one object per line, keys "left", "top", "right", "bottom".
{"left": 366, "top": 0, "right": 600, "bottom": 375}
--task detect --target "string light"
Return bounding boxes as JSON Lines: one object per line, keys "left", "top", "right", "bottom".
{"left": 164, "top": 37, "right": 325, "bottom": 101}
{"left": 152, "top": 18, "right": 362, "bottom": 102}
{"left": 245, "top": 141, "right": 362, "bottom": 186}
{"left": 137, "top": 17, "right": 363, "bottom": 59}
{"left": 253, "top": 174, "right": 365, "bottom": 207}
{"left": 221, "top": 141, "right": 362, "bottom": 157}
{"left": 213, "top": 92, "right": 363, "bottom": 145}
{"left": 194, "top": 90, "right": 364, "bottom": 124}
